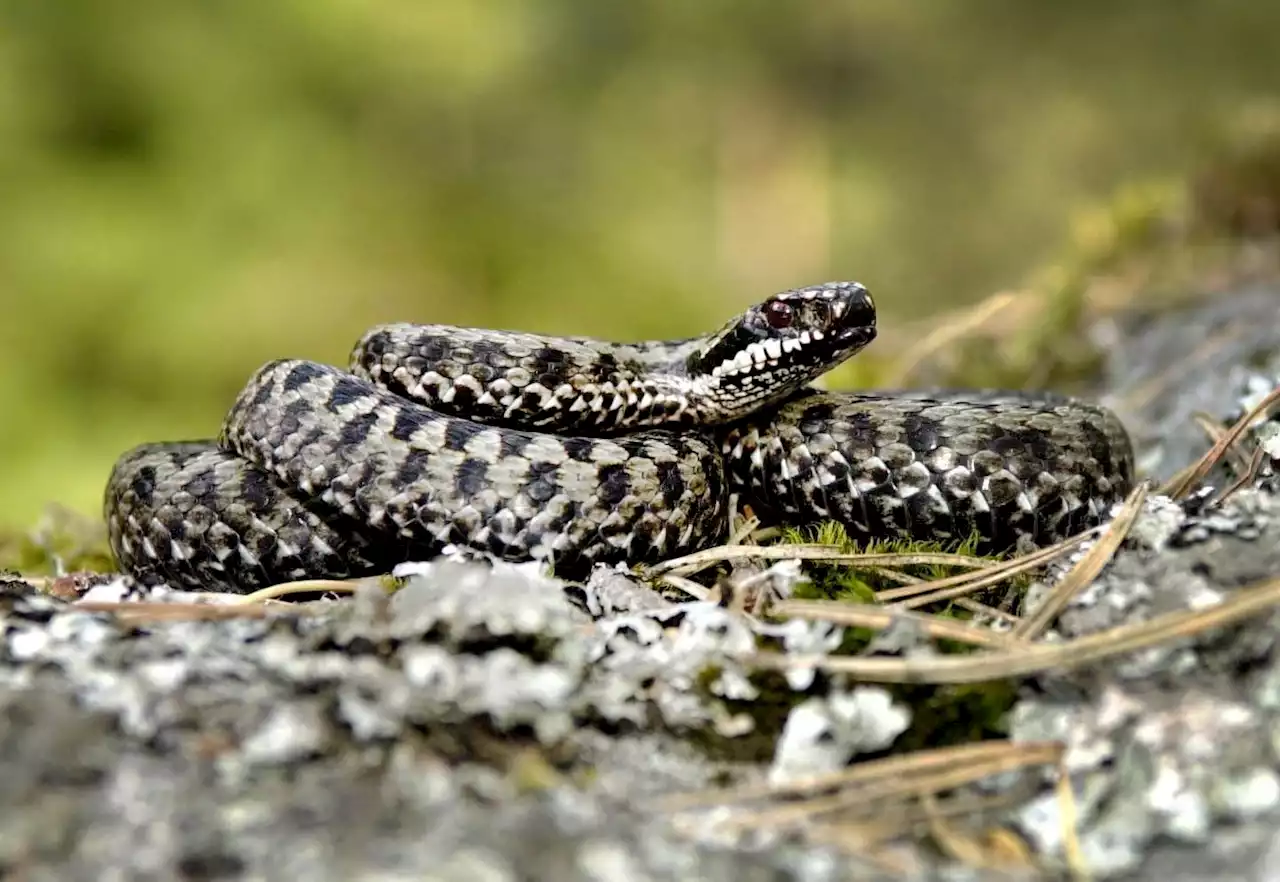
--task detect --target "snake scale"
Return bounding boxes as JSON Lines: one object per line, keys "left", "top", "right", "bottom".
{"left": 104, "top": 282, "right": 1135, "bottom": 592}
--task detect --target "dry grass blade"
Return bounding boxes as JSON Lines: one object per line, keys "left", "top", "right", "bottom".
{"left": 861, "top": 566, "right": 924, "bottom": 586}
{"left": 660, "top": 742, "right": 1059, "bottom": 875}
{"left": 804, "top": 787, "right": 1041, "bottom": 860}
{"left": 70, "top": 600, "right": 308, "bottom": 622}
{"left": 1211, "top": 445, "right": 1268, "bottom": 506}
{"left": 921, "top": 792, "right": 1037, "bottom": 871}
{"left": 1163, "top": 384, "right": 1280, "bottom": 500}
{"left": 1159, "top": 460, "right": 1201, "bottom": 502}
{"left": 1011, "top": 482, "right": 1148, "bottom": 641}
{"left": 879, "top": 528, "right": 1102, "bottom": 608}
{"left": 747, "top": 572, "right": 1280, "bottom": 683}
{"left": 1159, "top": 400, "right": 1271, "bottom": 501}
{"left": 728, "top": 513, "right": 761, "bottom": 545}
{"left": 229, "top": 577, "right": 385, "bottom": 604}
{"left": 676, "top": 741, "right": 1064, "bottom": 835}
{"left": 771, "top": 599, "right": 1029, "bottom": 650}
{"left": 1057, "top": 762, "right": 1087, "bottom": 880}
{"left": 654, "top": 572, "right": 710, "bottom": 600}
{"left": 1191, "top": 412, "right": 1254, "bottom": 472}
{"left": 745, "top": 525, "right": 784, "bottom": 543}
{"left": 653, "top": 740, "right": 1059, "bottom": 812}
{"left": 953, "top": 597, "right": 1022, "bottom": 624}
{"left": 790, "top": 825, "right": 920, "bottom": 876}
{"left": 64, "top": 575, "right": 388, "bottom": 620}
{"left": 645, "top": 544, "right": 997, "bottom": 579}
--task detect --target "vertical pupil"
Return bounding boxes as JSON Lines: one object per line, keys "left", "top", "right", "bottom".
{"left": 767, "top": 302, "right": 791, "bottom": 328}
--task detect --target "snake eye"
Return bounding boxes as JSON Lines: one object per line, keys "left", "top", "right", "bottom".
{"left": 764, "top": 299, "right": 794, "bottom": 330}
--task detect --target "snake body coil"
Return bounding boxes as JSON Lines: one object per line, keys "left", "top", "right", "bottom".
{"left": 105, "top": 282, "right": 1134, "bottom": 592}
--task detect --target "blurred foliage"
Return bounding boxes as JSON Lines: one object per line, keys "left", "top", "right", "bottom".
{"left": 2, "top": 0, "right": 1280, "bottom": 527}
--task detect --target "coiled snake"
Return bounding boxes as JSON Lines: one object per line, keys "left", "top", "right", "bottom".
{"left": 104, "top": 282, "right": 1135, "bottom": 592}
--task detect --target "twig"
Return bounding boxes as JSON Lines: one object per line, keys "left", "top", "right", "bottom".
{"left": 1011, "top": 482, "right": 1148, "bottom": 640}
{"left": 771, "top": 599, "right": 1029, "bottom": 650}
{"left": 653, "top": 739, "right": 1061, "bottom": 812}
{"left": 1211, "top": 445, "right": 1269, "bottom": 507}
{"left": 655, "top": 573, "right": 711, "bottom": 600}
{"left": 645, "top": 544, "right": 997, "bottom": 579}
{"left": 228, "top": 576, "right": 386, "bottom": 604}
{"left": 1163, "top": 385, "right": 1280, "bottom": 500}
{"left": 747, "top": 571, "right": 1280, "bottom": 683}
{"left": 879, "top": 528, "right": 1102, "bottom": 608}
{"left": 1058, "top": 760, "right": 1088, "bottom": 881}
{"left": 952, "top": 597, "right": 1022, "bottom": 625}
{"left": 1191, "top": 412, "right": 1253, "bottom": 473}
{"left": 679, "top": 741, "right": 1062, "bottom": 833}
{"left": 70, "top": 601, "right": 302, "bottom": 622}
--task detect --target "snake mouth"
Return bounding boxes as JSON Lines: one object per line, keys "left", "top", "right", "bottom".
{"left": 835, "top": 323, "right": 876, "bottom": 347}
{"left": 835, "top": 326, "right": 876, "bottom": 360}
{"left": 706, "top": 323, "right": 875, "bottom": 380}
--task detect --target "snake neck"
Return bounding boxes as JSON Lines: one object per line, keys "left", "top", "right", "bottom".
{"left": 348, "top": 281, "right": 875, "bottom": 436}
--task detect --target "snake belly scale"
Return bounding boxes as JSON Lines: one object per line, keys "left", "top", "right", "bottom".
{"left": 104, "top": 282, "right": 1135, "bottom": 592}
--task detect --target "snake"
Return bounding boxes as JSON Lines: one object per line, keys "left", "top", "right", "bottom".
{"left": 104, "top": 281, "right": 1135, "bottom": 593}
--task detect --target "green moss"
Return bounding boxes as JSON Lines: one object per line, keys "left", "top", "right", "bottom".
{"left": 647, "top": 520, "right": 1026, "bottom": 763}
{"left": 894, "top": 680, "right": 1022, "bottom": 751}
{"left": 691, "top": 660, "right": 1020, "bottom": 764}
{"left": 0, "top": 506, "right": 115, "bottom": 578}
{"left": 683, "top": 666, "right": 807, "bottom": 763}
{"left": 779, "top": 520, "right": 995, "bottom": 599}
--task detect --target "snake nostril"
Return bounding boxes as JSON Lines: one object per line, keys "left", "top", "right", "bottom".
{"left": 847, "top": 292, "right": 876, "bottom": 329}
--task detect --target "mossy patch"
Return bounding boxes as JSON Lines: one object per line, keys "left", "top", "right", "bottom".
{"left": 0, "top": 505, "right": 115, "bottom": 579}
{"left": 679, "top": 520, "right": 1036, "bottom": 762}
{"left": 780, "top": 520, "right": 994, "bottom": 600}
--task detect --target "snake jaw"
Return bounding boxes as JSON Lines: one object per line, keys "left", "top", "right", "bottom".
{"left": 687, "top": 280, "right": 877, "bottom": 419}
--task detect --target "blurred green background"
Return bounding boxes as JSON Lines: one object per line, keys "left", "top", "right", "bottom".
{"left": 1, "top": 0, "right": 1278, "bottom": 530}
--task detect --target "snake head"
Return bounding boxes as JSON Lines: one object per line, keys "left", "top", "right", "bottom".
{"left": 687, "top": 281, "right": 876, "bottom": 417}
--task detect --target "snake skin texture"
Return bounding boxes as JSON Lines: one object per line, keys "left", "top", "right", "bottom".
{"left": 105, "top": 282, "right": 1135, "bottom": 592}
